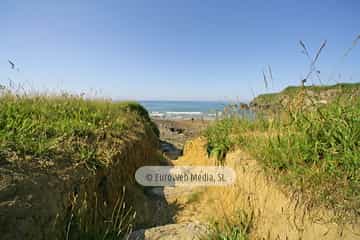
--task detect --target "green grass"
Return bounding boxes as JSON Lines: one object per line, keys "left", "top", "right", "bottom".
{"left": 205, "top": 117, "right": 270, "bottom": 163}
{"left": 205, "top": 118, "right": 235, "bottom": 164}
{"left": 205, "top": 210, "right": 252, "bottom": 240}
{"left": 205, "top": 88, "right": 360, "bottom": 219}
{"left": 207, "top": 226, "right": 248, "bottom": 240}
{"left": 0, "top": 92, "right": 158, "bottom": 170}
{"left": 68, "top": 187, "right": 136, "bottom": 240}
{"left": 0, "top": 90, "right": 159, "bottom": 239}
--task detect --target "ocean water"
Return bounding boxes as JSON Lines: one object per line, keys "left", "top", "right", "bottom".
{"left": 139, "top": 101, "right": 228, "bottom": 119}
{"left": 140, "top": 101, "right": 227, "bottom": 119}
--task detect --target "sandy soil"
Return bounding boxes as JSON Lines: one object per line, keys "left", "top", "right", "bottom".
{"left": 130, "top": 127, "right": 360, "bottom": 240}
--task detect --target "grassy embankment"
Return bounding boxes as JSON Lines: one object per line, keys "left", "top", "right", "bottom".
{"left": 250, "top": 82, "right": 360, "bottom": 110}
{"left": 0, "top": 90, "right": 159, "bottom": 239}
{"left": 204, "top": 83, "right": 360, "bottom": 239}
{"left": 0, "top": 92, "right": 158, "bottom": 168}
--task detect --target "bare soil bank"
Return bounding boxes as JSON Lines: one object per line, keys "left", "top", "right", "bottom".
{"left": 134, "top": 132, "right": 360, "bottom": 240}
{"left": 177, "top": 138, "right": 360, "bottom": 239}
{"left": 0, "top": 121, "right": 165, "bottom": 239}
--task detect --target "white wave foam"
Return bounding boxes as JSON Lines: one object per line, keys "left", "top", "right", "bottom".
{"left": 165, "top": 111, "right": 202, "bottom": 115}
{"left": 150, "top": 111, "right": 165, "bottom": 117}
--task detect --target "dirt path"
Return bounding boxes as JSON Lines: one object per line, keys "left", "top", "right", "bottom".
{"left": 129, "top": 185, "right": 209, "bottom": 239}
{"left": 128, "top": 120, "right": 210, "bottom": 240}
{"left": 129, "top": 120, "right": 360, "bottom": 240}
{"left": 142, "top": 106, "right": 359, "bottom": 240}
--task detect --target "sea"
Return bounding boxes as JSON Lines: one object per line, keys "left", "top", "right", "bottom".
{"left": 140, "top": 100, "right": 252, "bottom": 120}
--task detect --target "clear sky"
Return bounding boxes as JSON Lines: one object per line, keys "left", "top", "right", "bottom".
{"left": 1, "top": 0, "right": 359, "bottom": 101}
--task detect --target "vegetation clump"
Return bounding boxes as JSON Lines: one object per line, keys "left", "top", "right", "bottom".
{"left": 0, "top": 89, "right": 160, "bottom": 239}
{"left": 0, "top": 91, "right": 158, "bottom": 170}
{"left": 206, "top": 210, "right": 252, "bottom": 240}
{"left": 205, "top": 88, "right": 360, "bottom": 218}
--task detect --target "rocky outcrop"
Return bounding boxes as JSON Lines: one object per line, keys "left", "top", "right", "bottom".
{"left": 128, "top": 222, "right": 209, "bottom": 240}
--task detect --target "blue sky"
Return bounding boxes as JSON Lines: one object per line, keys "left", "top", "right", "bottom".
{"left": 1, "top": 0, "right": 359, "bottom": 101}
